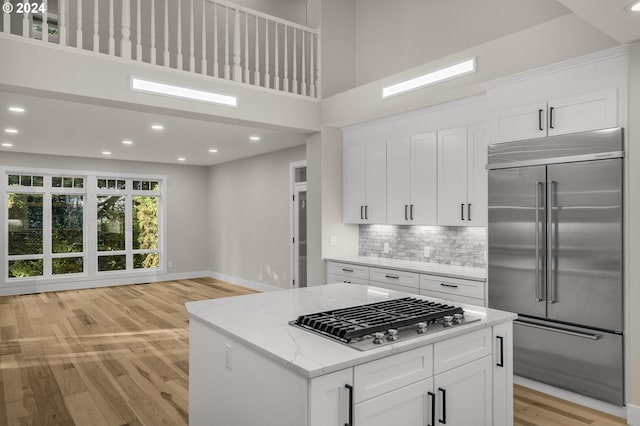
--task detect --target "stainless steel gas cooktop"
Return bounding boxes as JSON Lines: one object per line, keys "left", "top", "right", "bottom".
{"left": 290, "top": 297, "right": 480, "bottom": 351}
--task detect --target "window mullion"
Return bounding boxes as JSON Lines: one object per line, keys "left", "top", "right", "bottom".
{"left": 86, "top": 176, "right": 98, "bottom": 276}
{"left": 43, "top": 177, "right": 52, "bottom": 277}
{"left": 125, "top": 183, "right": 133, "bottom": 271}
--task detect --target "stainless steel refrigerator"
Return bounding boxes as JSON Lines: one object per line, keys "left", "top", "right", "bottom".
{"left": 487, "top": 127, "right": 624, "bottom": 405}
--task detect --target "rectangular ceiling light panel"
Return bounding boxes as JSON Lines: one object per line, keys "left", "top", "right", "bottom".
{"left": 382, "top": 57, "right": 476, "bottom": 99}
{"left": 131, "top": 78, "right": 237, "bottom": 107}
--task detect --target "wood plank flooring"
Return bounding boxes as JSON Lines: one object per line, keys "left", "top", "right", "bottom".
{"left": 0, "top": 278, "right": 629, "bottom": 425}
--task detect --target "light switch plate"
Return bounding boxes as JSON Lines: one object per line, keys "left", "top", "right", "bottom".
{"left": 329, "top": 235, "right": 338, "bottom": 246}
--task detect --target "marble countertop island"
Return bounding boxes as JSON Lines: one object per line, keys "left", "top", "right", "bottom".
{"left": 186, "top": 283, "right": 515, "bottom": 378}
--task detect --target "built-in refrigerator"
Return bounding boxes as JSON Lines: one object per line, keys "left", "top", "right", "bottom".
{"left": 487, "top": 127, "right": 624, "bottom": 405}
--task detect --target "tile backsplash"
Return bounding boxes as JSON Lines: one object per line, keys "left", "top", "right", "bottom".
{"left": 359, "top": 224, "right": 487, "bottom": 268}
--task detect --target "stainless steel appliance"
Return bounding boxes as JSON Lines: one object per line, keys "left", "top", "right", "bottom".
{"left": 487, "top": 127, "right": 624, "bottom": 405}
{"left": 290, "top": 297, "right": 480, "bottom": 351}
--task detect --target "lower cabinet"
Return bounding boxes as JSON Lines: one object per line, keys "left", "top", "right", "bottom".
{"left": 309, "top": 327, "right": 511, "bottom": 426}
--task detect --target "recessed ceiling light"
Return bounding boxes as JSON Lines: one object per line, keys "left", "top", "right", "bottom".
{"left": 1, "top": 142, "right": 13, "bottom": 147}
{"left": 249, "top": 136, "right": 260, "bottom": 141}
{"left": 102, "top": 151, "right": 112, "bottom": 156}
{"left": 5, "top": 128, "right": 18, "bottom": 134}
{"left": 131, "top": 77, "right": 238, "bottom": 107}
{"left": 630, "top": 1, "right": 640, "bottom": 11}
{"left": 382, "top": 57, "right": 476, "bottom": 99}
{"left": 151, "top": 124, "right": 164, "bottom": 130}
{"left": 122, "top": 140, "right": 134, "bottom": 145}
{"left": 8, "top": 106, "right": 25, "bottom": 113}
{"left": 178, "top": 157, "right": 186, "bottom": 161}
{"left": 208, "top": 148, "right": 218, "bottom": 153}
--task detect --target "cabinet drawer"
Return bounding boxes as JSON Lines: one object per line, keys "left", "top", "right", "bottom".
{"left": 420, "top": 289, "right": 485, "bottom": 307}
{"left": 434, "top": 328, "right": 492, "bottom": 374}
{"left": 327, "top": 262, "right": 370, "bottom": 280}
{"left": 369, "top": 281, "right": 419, "bottom": 295}
{"left": 328, "top": 273, "right": 370, "bottom": 286}
{"left": 354, "top": 345, "right": 433, "bottom": 403}
{"left": 370, "top": 267, "right": 419, "bottom": 289}
{"left": 420, "top": 274, "right": 484, "bottom": 299}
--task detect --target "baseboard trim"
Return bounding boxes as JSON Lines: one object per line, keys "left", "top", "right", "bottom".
{"left": 207, "top": 271, "right": 282, "bottom": 293}
{"left": 0, "top": 271, "right": 212, "bottom": 296}
{"left": 628, "top": 403, "right": 640, "bottom": 425}
{"left": 514, "top": 376, "right": 627, "bottom": 419}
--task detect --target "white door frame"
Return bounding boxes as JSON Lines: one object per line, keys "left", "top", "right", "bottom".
{"left": 290, "top": 160, "right": 307, "bottom": 288}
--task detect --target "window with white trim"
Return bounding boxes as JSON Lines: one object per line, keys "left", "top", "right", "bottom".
{"left": 3, "top": 169, "right": 164, "bottom": 282}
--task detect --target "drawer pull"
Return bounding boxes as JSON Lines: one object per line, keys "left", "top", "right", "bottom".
{"left": 385, "top": 275, "right": 400, "bottom": 279}
{"left": 341, "top": 268, "right": 354, "bottom": 273}
{"left": 440, "top": 283, "right": 458, "bottom": 288}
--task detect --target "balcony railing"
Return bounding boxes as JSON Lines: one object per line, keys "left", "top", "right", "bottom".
{"left": 1, "top": 0, "right": 321, "bottom": 98}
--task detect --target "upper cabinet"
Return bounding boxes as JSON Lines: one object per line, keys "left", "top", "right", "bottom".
{"left": 387, "top": 132, "right": 438, "bottom": 225}
{"left": 343, "top": 138, "right": 387, "bottom": 224}
{"left": 437, "top": 124, "right": 488, "bottom": 227}
{"left": 492, "top": 89, "right": 618, "bottom": 143}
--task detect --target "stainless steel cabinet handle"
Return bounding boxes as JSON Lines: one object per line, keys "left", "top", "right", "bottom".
{"left": 538, "top": 109, "right": 544, "bottom": 131}
{"left": 438, "top": 387, "right": 447, "bottom": 424}
{"left": 410, "top": 204, "right": 414, "bottom": 220}
{"left": 344, "top": 384, "right": 353, "bottom": 426}
{"left": 460, "top": 203, "right": 465, "bottom": 221}
{"left": 496, "top": 335, "right": 504, "bottom": 367}
{"left": 440, "top": 283, "right": 458, "bottom": 288}
{"left": 428, "top": 391, "right": 436, "bottom": 426}
{"left": 515, "top": 320, "right": 601, "bottom": 340}
{"left": 385, "top": 275, "right": 400, "bottom": 279}
{"left": 405, "top": 204, "right": 408, "bottom": 220}
{"left": 535, "top": 181, "right": 543, "bottom": 302}
{"left": 547, "top": 181, "right": 557, "bottom": 303}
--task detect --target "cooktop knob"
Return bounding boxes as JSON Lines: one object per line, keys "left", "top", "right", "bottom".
{"left": 453, "top": 313, "right": 464, "bottom": 324}
{"left": 387, "top": 329, "right": 398, "bottom": 341}
{"left": 443, "top": 315, "right": 454, "bottom": 327}
{"left": 417, "top": 322, "right": 428, "bottom": 334}
{"left": 373, "top": 332, "right": 385, "bottom": 344}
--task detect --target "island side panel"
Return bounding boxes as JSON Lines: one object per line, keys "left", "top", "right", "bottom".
{"left": 189, "top": 317, "right": 309, "bottom": 426}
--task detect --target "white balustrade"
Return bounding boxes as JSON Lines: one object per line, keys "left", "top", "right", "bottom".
{"left": 1, "top": 0, "right": 320, "bottom": 98}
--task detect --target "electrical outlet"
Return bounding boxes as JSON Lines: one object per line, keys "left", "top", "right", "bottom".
{"left": 225, "top": 343, "right": 233, "bottom": 370}
{"left": 383, "top": 242, "right": 390, "bottom": 253}
{"left": 329, "top": 235, "right": 338, "bottom": 246}
{"left": 424, "top": 247, "right": 431, "bottom": 258}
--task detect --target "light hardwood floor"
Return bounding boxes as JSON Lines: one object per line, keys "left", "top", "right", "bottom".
{"left": 0, "top": 278, "right": 628, "bottom": 425}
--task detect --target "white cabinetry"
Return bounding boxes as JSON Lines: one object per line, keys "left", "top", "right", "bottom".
{"left": 343, "top": 138, "right": 387, "bottom": 224}
{"left": 309, "top": 368, "right": 353, "bottom": 426}
{"left": 420, "top": 274, "right": 486, "bottom": 306}
{"left": 493, "top": 89, "right": 618, "bottom": 143}
{"left": 437, "top": 125, "right": 488, "bottom": 227}
{"left": 492, "top": 321, "right": 514, "bottom": 426}
{"left": 369, "top": 267, "right": 420, "bottom": 295}
{"left": 327, "top": 262, "right": 370, "bottom": 285}
{"left": 387, "top": 132, "right": 438, "bottom": 225}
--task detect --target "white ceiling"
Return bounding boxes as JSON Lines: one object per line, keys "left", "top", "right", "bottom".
{"left": 557, "top": 0, "right": 640, "bottom": 44}
{"left": 0, "top": 91, "right": 307, "bottom": 166}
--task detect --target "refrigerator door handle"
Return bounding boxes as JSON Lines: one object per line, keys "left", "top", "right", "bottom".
{"left": 535, "top": 181, "right": 543, "bottom": 302}
{"left": 515, "top": 319, "right": 601, "bottom": 340}
{"left": 547, "top": 181, "right": 557, "bottom": 303}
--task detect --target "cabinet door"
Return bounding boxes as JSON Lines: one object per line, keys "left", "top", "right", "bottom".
{"left": 492, "top": 322, "right": 514, "bottom": 426}
{"left": 434, "top": 357, "right": 493, "bottom": 426}
{"left": 343, "top": 141, "right": 366, "bottom": 223}
{"left": 467, "top": 123, "right": 488, "bottom": 226}
{"left": 309, "top": 368, "right": 353, "bottom": 426}
{"left": 386, "top": 137, "right": 412, "bottom": 225}
{"left": 437, "top": 127, "right": 468, "bottom": 226}
{"left": 364, "top": 139, "right": 387, "bottom": 223}
{"left": 492, "top": 101, "right": 547, "bottom": 143}
{"left": 547, "top": 89, "right": 617, "bottom": 136}
{"left": 354, "top": 378, "right": 434, "bottom": 426}
{"left": 410, "top": 132, "right": 438, "bottom": 224}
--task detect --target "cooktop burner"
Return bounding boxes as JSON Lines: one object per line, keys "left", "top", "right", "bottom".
{"left": 290, "top": 297, "right": 481, "bottom": 351}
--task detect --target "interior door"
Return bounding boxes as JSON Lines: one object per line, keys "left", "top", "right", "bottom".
{"left": 488, "top": 165, "right": 547, "bottom": 317}
{"left": 293, "top": 185, "right": 307, "bottom": 288}
{"left": 546, "top": 159, "right": 623, "bottom": 331}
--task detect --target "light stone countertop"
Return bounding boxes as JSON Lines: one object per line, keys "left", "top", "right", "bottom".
{"left": 325, "top": 255, "right": 487, "bottom": 281}
{"left": 186, "top": 283, "right": 515, "bottom": 378}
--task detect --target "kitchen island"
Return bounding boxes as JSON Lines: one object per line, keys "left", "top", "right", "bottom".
{"left": 186, "top": 283, "right": 516, "bottom": 426}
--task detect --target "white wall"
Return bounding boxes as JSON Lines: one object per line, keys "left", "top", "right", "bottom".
{"left": 0, "top": 151, "right": 210, "bottom": 290}
{"left": 353, "top": 0, "right": 570, "bottom": 86}
{"left": 207, "top": 144, "right": 306, "bottom": 288}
